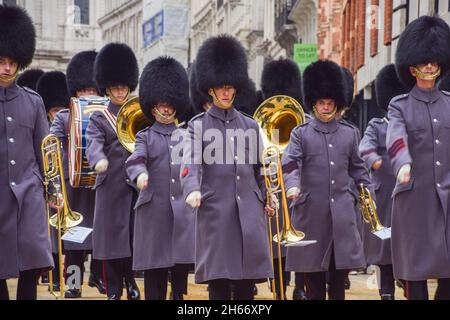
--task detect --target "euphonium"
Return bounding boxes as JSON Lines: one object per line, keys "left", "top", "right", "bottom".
{"left": 358, "top": 184, "right": 386, "bottom": 233}
{"left": 116, "top": 96, "right": 153, "bottom": 153}
{"left": 41, "top": 134, "right": 83, "bottom": 298}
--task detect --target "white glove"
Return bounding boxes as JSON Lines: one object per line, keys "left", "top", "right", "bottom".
{"left": 186, "top": 191, "right": 202, "bottom": 209}
{"left": 397, "top": 164, "right": 411, "bottom": 184}
{"left": 137, "top": 173, "right": 149, "bottom": 191}
{"left": 287, "top": 187, "right": 301, "bottom": 201}
{"left": 95, "top": 159, "right": 109, "bottom": 174}
{"left": 269, "top": 193, "right": 280, "bottom": 210}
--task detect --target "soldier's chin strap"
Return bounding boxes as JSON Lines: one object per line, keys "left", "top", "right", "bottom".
{"left": 0, "top": 68, "right": 19, "bottom": 82}
{"left": 153, "top": 107, "right": 177, "bottom": 123}
{"left": 208, "top": 88, "right": 235, "bottom": 109}
{"left": 106, "top": 87, "right": 130, "bottom": 105}
{"left": 313, "top": 106, "right": 337, "bottom": 123}
{"left": 412, "top": 66, "right": 441, "bottom": 81}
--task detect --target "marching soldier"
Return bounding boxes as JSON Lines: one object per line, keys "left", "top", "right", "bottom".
{"left": 126, "top": 56, "right": 195, "bottom": 300}
{"left": 387, "top": 15, "right": 450, "bottom": 300}
{"left": 260, "top": 58, "right": 305, "bottom": 300}
{"left": 17, "top": 68, "right": 44, "bottom": 91}
{"left": 359, "top": 64, "right": 408, "bottom": 300}
{"left": 48, "top": 51, "right": 104, "bottom": 298}
{"left": 86, "top": 43, "right": 141, "bottom": 300}
{"left": 0, "top": 4, "right": 53, "bottom": 300}
{"left": 282, "top": 60, "right": 370, "bottom": 300}
{"left": 181, "top": 35, "right": 273, "bottom": 300}
{"left": 36, "top": 71, "right": 71, "bottom": 293}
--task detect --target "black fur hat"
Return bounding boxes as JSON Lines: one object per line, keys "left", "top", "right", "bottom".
{"left": 189, "top": 61, "right": 211, "bottom": 115}
{"left": 36, "top": 71, "right": 70, "bottom": 113}
{"left": 17, "top": 69, "right": 44, "bottom": 90}
{"left": 139, "top": 56, "right": 190, "bottom": 123}
{"left": 375, "top": 64, "right": 408, "bottom": 112}
{"left": 67, "top": 50, "right": 98, "bottom": 97}
{"left": 0, "top": 5, "right": 36, "bottom": 69}
{"left": 261, "top": 58, "right": 303, "bottom": 107}
{"left": 303, "top": 60, "right": 346, "bottom": 111}
{"left": 341, "top": 67, "right": 355, "bottom": 108}
{"left": 395, "top": 15, "right": 450, "bottom": 89}
{"left": 439, "top": 73, "right": 450, "bottom": 92}
{"left": 195, "top": 35, "right": 249, "bottom": 97}
{"left": 94, "top": 43, "right": 139, "bottom": 96}
{"left": 234, "top": 79, "right": 258, "bottom": 116}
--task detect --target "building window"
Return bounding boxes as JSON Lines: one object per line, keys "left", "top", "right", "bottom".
{"left": 217, "top": 0, "right": 224, "bottom": 9}
{"left": 74, "top": 0, "right": 90, "bottom": 25}
{"left": 370, "top": 0, "right": 379, "bottom": 57}
{"left": 143, "top": 10, "right": 164, "bottom": 48}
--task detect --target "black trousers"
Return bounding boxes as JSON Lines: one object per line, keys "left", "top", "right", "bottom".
{"left": 295, "top": 272, "right": 305, "bottom": 289}
{"left": 406, "top": 278, "right": 450, "bottom": 300}
{"left": 103, "top": 258, "right": 134, "bottom": 298}
{"left": 143, "top": 264, "right": 191, "bottom": 300}
{"left": 209, "top": 279, "right": 255, "bottom": 300}
{"left": 378, "top": 264, "right": 395, "bottom": 296}
{"left": 272, "top": 257, "right": 288, "bottom": 299}
{"left": 304, "top": 253, "right": 347, "bottom": 300}
{"left": 0, "top": 269, "right": 41, "bottom": 300}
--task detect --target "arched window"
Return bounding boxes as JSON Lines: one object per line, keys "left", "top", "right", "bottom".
{"left": 74, "top": 0, "right": 89, "bottom": 25}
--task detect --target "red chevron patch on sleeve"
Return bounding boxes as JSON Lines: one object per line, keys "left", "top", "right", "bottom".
{"left": 182, "top": 167, "right": 189, "bottom": 178}
{"left": 388, "top": 138, "right": 406, "bottom": 160}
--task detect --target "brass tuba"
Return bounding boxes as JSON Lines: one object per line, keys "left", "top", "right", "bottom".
{"left": 116, "top": 96, "right": 153, "bottom": 153}
{"left": 255, "top": 95, "right": 306, "bottom": 300}
{"left": 358, "top": 184, "right": 386, "bottom": 233}
{"left": 41, "top": 134, "right": 83, "bottom": 298}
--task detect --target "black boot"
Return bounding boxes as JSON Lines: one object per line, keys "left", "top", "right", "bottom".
{"left": 253, "top": 285, "right": 258, "bottom": 297}
{"left": 292, "top": 287, "right": 308, "bottom": 300}
{"left": 107, "top": 294, "right": 121, "bottom": 300}
{"left": 88, "top": 275, "right": 107, "bottom": 295}
{"left": 344, "top": 276, "right": 351, "bottom": 290}
{"left": 125, "top": 279, "right": 141, "bottom": 300}
{"left": 64, "top": 288, "right": 82, "bottom": 299}
{"left": 381, "top": 294, "right": 395, "bottom": 300}
{"left": 171, "top": 291, "right": 184, "bottom": 300}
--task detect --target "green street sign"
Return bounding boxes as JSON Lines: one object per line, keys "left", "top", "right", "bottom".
{"left": 293, "top": 44, "right": 318, "bottom": 74}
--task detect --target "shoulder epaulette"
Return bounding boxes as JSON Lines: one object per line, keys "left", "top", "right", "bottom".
{"left": 22, "top": 86, "right": 40, "bottom": 97}
{"left": 441, "top": 90, "right": 450, "bottom": 96}
{"left": 390, "top": 93, "right": 409, "bottom": 103}
{"left": 189, "top": 112, "right": 205, "bottom": 123}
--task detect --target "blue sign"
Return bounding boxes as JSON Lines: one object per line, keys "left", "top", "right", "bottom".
{"left": 143, "top": 10, "right": 164, "bottom": 48}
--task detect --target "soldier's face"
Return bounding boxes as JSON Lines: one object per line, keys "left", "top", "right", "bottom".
{"left": 152, "top": 102, "right": 176, "bottom": 124}
{"left": 314, "top": 99, "right": 337, "bottom": 123}
{"left": 410, "top": 62, "right": 441, "bottom": 82}
{"left": 108, "top": 85, "right": 129, "bottom": 103}
{"left": 0, "top": 57, "right": 19, "bottom": 86}
{"left": 77, "top": 87, "right": 99, "bottom": 97}
{"left": 210, "top": 86, "right": 236, "bottom": 109}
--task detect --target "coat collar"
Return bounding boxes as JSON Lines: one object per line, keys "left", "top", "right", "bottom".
{"left": 311, "top": 117, "right": 339, "bottom": 133}
{"left": 410, "top": 85, "right": 441, "bottom": 104}
{"left": 207, "top": 104, "right": 238, "bottom": 122}
{"left": 108, "top": 101, "right": 122, "bottom": 116}
{"left": 150, "top": 121, "right": 177, "bottom": 136}
{"left": 0, "top": 83, "right": 20, "bottom": 102}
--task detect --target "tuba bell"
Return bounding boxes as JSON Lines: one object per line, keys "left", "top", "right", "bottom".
{"left": 116, "top": 96, "right": 153, "bottom": 153}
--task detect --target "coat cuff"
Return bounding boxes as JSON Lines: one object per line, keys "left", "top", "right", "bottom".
{"left": 366, "top": 153, "right": 382, "bottom": 170}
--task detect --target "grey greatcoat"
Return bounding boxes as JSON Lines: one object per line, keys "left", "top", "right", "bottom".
{"left": 0, "top": 84, "right": 53, "bottom": 279}
{"left": 359, "top": 118, "right": 395, "bottom": 266}
{"left": 126, "top": 122, "right": 195, "bottom": 271}
{"left": 387, "top": 86, "right": 450, "bottom": 281}
{"left": 50, "top": 110, "right": 95, "bottom": 251}
{"left": 282, "top": 118, "right": 369, "bottom": 273}
{"left": 86, "top": 102, "right": 137, "bottom": 260}
{"left": 181, "top": 105, "right": 273, "bottom": 284}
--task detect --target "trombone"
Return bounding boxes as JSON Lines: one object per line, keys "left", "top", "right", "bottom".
{"left": 255, "top": 95, "right": 306, "bottom": 300}
{"left": 41, "top": 134, "right": 83, "bottom": 298}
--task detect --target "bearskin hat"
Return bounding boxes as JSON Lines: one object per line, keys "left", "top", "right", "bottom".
{"left": 67, "top": 50, "right": 98, "bottom": 97}
{"left": 36, "top": 71, "right": 70, "bottom": 112}
{"left": 303, "top": 60, "right": 346, "bottom": 111}
{"left": 234, "top": 79, "right": 258, "bottom": 116}
{"left": 341, "top": 67, "right": 355, "bottom": 108}
{"left": 261, "top": 58, "right": 303, "bottom": 107}
{"left": 375, "top": 64, "right": 408, "bottom": 112}
{"left": 395, "top": 15, "right": 450, "bottom": 89}
{"left": 0, "top": 5, "right": 36, "bottom": 69}
{"left": 139, "top": 56, "right": 190, "bottom": 123}
{"left": 17, "top": 69, "right": 44, "bottom": 90}
{"left": 195, "top": 35, "right": 249, "bottom": 97}
{"left": 189, "top": 61, "right": 211, "bottom": 115}
{"left": 94, "top": 43, "right": 139, "bottom": 96}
